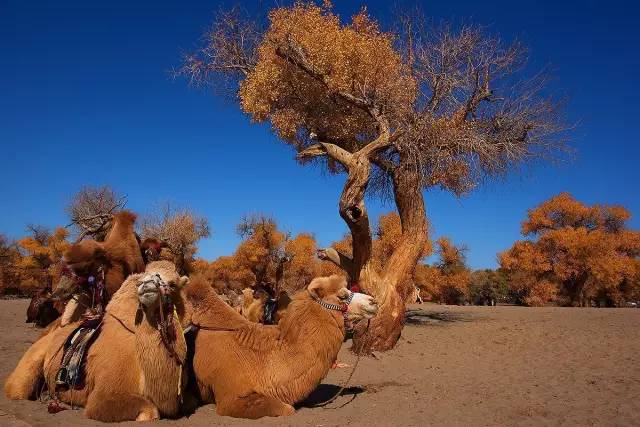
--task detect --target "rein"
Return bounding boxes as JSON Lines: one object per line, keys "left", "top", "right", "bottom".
{"left": 308, "top": 318, "right": 371, "bottom": 409}
{"left": 138, "top": 273, "right": 186, "bottom": 399}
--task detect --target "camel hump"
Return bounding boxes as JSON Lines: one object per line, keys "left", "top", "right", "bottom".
{"left": 183, "top": 274, "right": 214, "bottom": 304}
{"left": 113, "top": 211, "right": 137, "bottom": 230}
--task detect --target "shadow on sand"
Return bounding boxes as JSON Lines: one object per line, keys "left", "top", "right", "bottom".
{"left": 298, "top": 384, "right": 365, "bottom": 408}
{"left": 405, "top": 308, "right": 472, "bottom": 326}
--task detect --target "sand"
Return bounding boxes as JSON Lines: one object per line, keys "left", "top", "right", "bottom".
{"left": 1, "top": 299, "right": 638, "bottom": 426}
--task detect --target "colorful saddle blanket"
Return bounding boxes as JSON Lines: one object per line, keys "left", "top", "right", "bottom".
{"left": 55, "top": 317, "right": 102, "bottom": 389}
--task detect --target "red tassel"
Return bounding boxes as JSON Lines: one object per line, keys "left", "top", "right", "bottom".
{"left": 47, "top": 400, "right": 68, "bottom": 414}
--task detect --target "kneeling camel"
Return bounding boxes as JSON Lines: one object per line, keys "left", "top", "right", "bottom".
{"left": 187, "top": 274, "right": 378, "bottom": 419}
{"left": 5, "top": 261, "right": 189, "bottom": 422}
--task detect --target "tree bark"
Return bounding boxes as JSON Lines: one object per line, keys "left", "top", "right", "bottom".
{"left": 311, "top": 144, "right": 428, "bottom": 354}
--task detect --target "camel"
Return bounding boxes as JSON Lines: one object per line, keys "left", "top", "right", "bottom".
{"left": 54, "top": 211, "right": 145, "bottom": 327}
{"left": 240, "top": 287, "right": 269, "bottom": 323}
{"left": 139, "top": 237, "right": 169, "bottom": 264}
{"left": 185, "top": 274, "right": 378, "bottom": 418}
{"left": 26, "top": 288, "right": 64, "bottom": 327}
{"left": 5, "top": 261, "right": 190, "bottom": 422}
{"left": 240, "top": 286, "right": 292, "bottom": 324}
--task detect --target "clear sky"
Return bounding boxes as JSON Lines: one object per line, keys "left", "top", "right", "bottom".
{"left": 1, "top": 0, "right": 638, "bottom": 269}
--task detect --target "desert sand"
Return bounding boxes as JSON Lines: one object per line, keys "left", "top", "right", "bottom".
{"left": 1, "top": 299, "right": 638, "bottom": 426}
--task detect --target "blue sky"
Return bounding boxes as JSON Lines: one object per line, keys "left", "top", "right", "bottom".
{"left": 1, "top": 0, "right": 638, "bottom": 269}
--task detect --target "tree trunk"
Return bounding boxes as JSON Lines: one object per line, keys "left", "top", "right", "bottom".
{"left": 353, "top": 162, "right": 428, "bottom": 354}
{"left": 306, "top": 139, "right": 428, "bottom": 354}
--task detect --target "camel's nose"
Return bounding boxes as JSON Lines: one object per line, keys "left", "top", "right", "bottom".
{"left": 366, "top": 296, "right": 379, "bottom": 314}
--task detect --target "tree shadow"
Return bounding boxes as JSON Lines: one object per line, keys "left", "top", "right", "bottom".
{"left": 405, "top": 308, "right": 471, "bottom": 325}
{"left": 297, "top": 384, "right": 365, "bottom": 408}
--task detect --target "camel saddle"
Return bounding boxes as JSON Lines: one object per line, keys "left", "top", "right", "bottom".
{"left": 55, "top": 317, "right": 102, "bottom": 390}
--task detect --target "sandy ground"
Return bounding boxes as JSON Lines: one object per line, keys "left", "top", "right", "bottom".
{"left": 1, "top": 299, "right": 639, "bottom": 427}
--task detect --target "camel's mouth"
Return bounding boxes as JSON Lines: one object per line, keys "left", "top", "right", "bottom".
{"left": 137, "top": 281, "right": 161, "bottom": 307}
{"left": 348, "top": 293, "right": 379, "bottom": 320}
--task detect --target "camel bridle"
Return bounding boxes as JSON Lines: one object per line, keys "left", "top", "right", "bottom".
{"left": 308, "top": 289, "right": 355, "bottom": 332}
{"left": 59, "top": 262, "right": 107, "bottom": 314}
{"left": 138, "top": 272, "right": 186, "bottom": 399}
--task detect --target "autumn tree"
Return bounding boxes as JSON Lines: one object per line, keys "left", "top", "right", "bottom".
{"left": 201, "top": 215, "right": 321, "bottom": 294}
{"left": 500, "top": 192, "right": 640, "bottom": 307}
{"left": 139, "top": 203, "right": 211, "bottom": 274}
{"left": 0, "top": 235, "right": 22, "bottom": 296}
{"left": 66, "top": 186, "right": 127, "bottom": 241}
{"left": 469, "top": 269, "right": 508, "bottom": 306}
{"left": 181, "top": 3, "right": 566, "bottom": 352}
{"left": 16, "top": 226, "right": 70, "bottom": 295}
{"left": 414, "top": 237, "right": 471, "bottom": 304}
{"left": 282, "top": 232, "right": 321, "bottom": 293}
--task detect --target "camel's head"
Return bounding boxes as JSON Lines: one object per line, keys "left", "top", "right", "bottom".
{"left": 308, "top": 275, "right": 378, "bottom": 325}
{"left": 137, "top": 261, "right": 189, "bottom": 313}
{"left": 54, "top": 240, "right": 109, "bottom": 299}
{"left": 139, "top": 238, "right": 169, "bottom": 264}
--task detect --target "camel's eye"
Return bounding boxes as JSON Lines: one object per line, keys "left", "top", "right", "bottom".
{"left": 338, "top": 290, "right": 351, "bottom": 300}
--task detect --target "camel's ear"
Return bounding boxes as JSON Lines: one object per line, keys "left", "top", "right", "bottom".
{"left": 307, "top": 277, "right": 328, "bottom": 299}
{"left": 178, "top": 275, "right": 189, "bottom": 288}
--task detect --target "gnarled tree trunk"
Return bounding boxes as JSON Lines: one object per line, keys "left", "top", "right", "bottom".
{"left": 303, "top": 139, "right": 428, "bottom": 355}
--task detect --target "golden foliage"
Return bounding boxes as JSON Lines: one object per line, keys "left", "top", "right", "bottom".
{"left": 500, "top": 193, "right": 640, "bottom": 306}
{"left": 239, "top": 4, "right": 414, "bottom": 149}
{"left": 413, "top": 237, "right": 471, "bottom": 304}
{"left": 0, "top": 227, "right": 70, "bottom": 295}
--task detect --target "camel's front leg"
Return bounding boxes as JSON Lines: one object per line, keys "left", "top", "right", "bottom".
{"left": 85, "top": 391, "right": 159, "bottom": 422}
{"left": 216, "top": 392, "right": 295, "bottom": 419}
{"left": 4, "top": 332, "right": 52, "bottom": 400}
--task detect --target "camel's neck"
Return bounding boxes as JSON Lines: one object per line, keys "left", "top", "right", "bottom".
{"left": 272, "top": 295, "right": 345, "bottom": 404}
{"left": 135, "top": 310, "right": 186, "bottom": 417}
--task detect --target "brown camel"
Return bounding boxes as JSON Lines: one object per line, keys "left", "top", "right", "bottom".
{"left": 240, "top": 287, "right": 268, "bottom": 323}
{"left": 186, "top": 274, "right": 378, "bottom": 419}
{"left": 26, "top": 288, "right": 65, "bottom": 327}
{"left": 54, "top": 211, "right": 146, "bottom": 327}
{"left": 5, "top": 261, "right": 189, "bottom": 422}
{"left": 240, "top": 287, "right": 292, "bottom": 324}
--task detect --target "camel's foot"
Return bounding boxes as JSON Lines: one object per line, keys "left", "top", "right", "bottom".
{"left": 4, "top": 375, "right": 36, "bottom": 400}
{"left": 135, "top": 407, "right": 160, "bottom": 422}
{"left": 217, "top": 393, "right": 295, "bottom": 419}
{"left": 85, "top": 391, "right": 159, "bottom": 422}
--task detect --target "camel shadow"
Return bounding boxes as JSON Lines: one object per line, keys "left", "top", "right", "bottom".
{"left": 405, "top": 308, "right": 471, "bottom": 326}
{"left": 297, "top": 384, "right": 365, "bottom": 408}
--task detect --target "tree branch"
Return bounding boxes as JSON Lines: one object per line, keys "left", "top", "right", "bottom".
{"left": 317, "top": 247, "right": 355, "bottom": 276}
{"left": 297, "top": 141, "right": 355, "bottom": 167}
{"left": 275, "top": 42, "right": 376, "bottom": 116}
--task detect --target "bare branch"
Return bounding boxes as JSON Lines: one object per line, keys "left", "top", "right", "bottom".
{"left": 297, "top": 141, "right": 355, "bottom": 167}
{"left": 66, "top": 186, "right": 125, "bottom": 241}
{"left": 317, "top": 247, "right": 354, "bottom": 276}
{"left": 176, "top": 6, "right": 262, "bottom": 90}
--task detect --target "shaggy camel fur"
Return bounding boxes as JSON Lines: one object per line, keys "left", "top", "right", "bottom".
{"left": 5, "top": 261, "right": 189, "bottom": 422}
{"left": 240, "top": 288, "right": 268, "bottom": 323}
{"left": 186, "top": 274, "right": 378, "bottom": 419}
{"left": 55, "top": 211, "right": 145, "bottom": 327}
